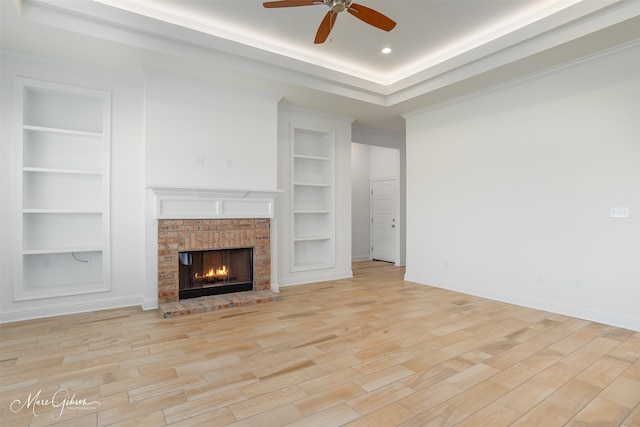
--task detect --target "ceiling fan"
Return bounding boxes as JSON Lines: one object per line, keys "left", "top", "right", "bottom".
{"left": 263, "top": 0, "right": 396, "bottom": 44}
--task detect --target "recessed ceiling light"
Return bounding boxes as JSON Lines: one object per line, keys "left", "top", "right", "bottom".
{"left": 381, "top": 47, "right": 392, "bottom": 54}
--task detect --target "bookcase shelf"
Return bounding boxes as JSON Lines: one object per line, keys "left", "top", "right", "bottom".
{"left": 13, "top": 77, "right": 111, "bottom": 300}
{"left": 23, "top": 167, "right": 102, "bottom": 175}
{"left": 290, "top": 127, "right": 335, "bottom": 271}
{"left": 23, "top": 124, "right": 103, "bottom": 137}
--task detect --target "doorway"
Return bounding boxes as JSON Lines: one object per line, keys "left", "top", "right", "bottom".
{"left": 351, "top": 141, "right": 403, "bottom": 265}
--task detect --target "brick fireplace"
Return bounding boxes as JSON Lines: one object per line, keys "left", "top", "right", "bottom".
{"left": 150, "top": 187, "right": 282, "bottom": 317}
{"left": 157, "top": 218, "right": 271, "bottom": 304}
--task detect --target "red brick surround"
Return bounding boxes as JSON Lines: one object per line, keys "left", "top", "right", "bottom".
{"left": 157, "top": 218, "right": 271, "bottom": 304}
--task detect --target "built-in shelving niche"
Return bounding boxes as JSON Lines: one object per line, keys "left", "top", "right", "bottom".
{"left": 290, "top": 127, "right": 335, "bottom": 271}
{"left": 14, "top": 77, "right": 111, "bottom": 300}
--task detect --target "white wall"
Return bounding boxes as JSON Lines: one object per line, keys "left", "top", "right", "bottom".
{"left": 405, "top": 43, "right": 640, "bottom": 331}
{"left": 144, "top": 70, "right": 280, "bottom": 191}
{"left": 351, "top": 143, "right": 371, "bottom": 261}
{"left": 1, "top": 52, "right": 146, "bottom": 322}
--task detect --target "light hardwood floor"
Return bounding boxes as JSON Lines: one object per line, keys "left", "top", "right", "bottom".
{"left": 1, "top": 261, "right": 639, "bottom": 426}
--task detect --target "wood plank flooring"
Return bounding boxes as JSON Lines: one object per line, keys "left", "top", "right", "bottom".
{"left": 1, "top": 261, "right": 639, "bottom": 426}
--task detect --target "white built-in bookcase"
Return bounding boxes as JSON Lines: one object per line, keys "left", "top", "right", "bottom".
{"left": 291, "top": 127, "right": 335, "bottom": 271}
{"left": 13, "top": 77, "right": 111, "bottom": 300}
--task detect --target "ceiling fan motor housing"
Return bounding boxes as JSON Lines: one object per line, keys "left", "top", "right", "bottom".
{"left": 327, "top": 0, "right": 351, "bottom": 13}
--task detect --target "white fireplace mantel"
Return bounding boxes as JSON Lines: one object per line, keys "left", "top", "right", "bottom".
{"left": 149, "top": 186, "right": 283, "bottom": 219}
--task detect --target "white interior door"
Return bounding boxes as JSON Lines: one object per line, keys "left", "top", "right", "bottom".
{"left": 371, "top": 178, "right": 397, "bottom": 263}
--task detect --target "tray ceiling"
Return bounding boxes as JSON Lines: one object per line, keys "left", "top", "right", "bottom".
{"left": 2, "top": 0, "right": 639, "bottom": 132}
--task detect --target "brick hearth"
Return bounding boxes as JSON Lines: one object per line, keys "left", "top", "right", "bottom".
{"left": 157, "top": 218, "right": 281, "bottom": 317}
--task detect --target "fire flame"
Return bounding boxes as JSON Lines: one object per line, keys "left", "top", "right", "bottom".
{"left": 195, "top": 265, "right": 228, "bottom": 279}
{"left": 216, "top": 265, "right": 228, "bottom": 277}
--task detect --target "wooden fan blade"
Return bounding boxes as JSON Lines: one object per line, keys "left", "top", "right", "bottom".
{"left": 347, "top": 3, "right": 396, "bottom": 31}
{"left": 263, "top": 0, "right": 317, "bottom": 8}
{"left": 314, "top": 11, "right": 338, "bottom": 44}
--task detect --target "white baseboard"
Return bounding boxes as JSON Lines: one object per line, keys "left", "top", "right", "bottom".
{"left": 0, "top": 296, "right": 147, "bottom": 324}
{"left": 142, "top": 298, "right": 159, "bottom": 311}
{"left": 352, "top": 255, "right": 371, "bottom": 262}
{"left": 278, "top": 269, "right": 353, "bottom": 287}
{"left": 404, "top": 273, "right": 640, "bottom": 332}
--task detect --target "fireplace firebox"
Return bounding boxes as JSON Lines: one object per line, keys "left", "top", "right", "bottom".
{"left": 178, "top": 248, "right": 253, "bottom": 299}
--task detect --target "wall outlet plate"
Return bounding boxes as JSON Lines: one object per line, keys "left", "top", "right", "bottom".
{"left": 610, "top": 207, "right": 630, "bottom": 218}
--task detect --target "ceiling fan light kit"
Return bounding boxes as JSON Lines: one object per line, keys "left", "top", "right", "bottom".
{"left": 263, "top": 0, "right": 396, "bottom": 44}
{"left": 329, "top": 0, "right": 350, "bottom": 13}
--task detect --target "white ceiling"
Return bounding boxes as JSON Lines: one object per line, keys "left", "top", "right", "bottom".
{"left": 93, "top": 0, "right": 566, "bottom": 83}
{"left": 2, "top": 0, "right": 640, "bottom": 133}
